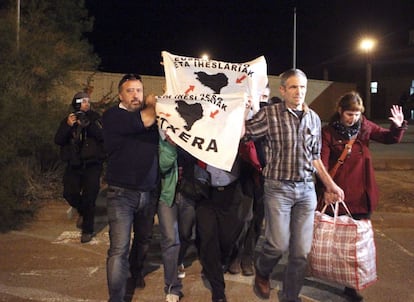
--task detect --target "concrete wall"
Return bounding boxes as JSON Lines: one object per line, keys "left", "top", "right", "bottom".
{"left": 58, "top": 71, "right": 166, "bottom": 106}
{"left": 59, "top": 71, "right": 355, "bottom": 121}
{"left": 309, "top": 81, "right": 357, "bottom": 121}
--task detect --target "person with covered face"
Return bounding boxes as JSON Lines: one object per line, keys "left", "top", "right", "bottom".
{"left": 320, "top": 91, "right": 407, "bottom": 301}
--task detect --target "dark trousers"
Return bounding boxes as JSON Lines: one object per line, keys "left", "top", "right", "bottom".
{"left": 241, "top": 191, "right": 264, "bottom": 262}
{"left": 196, "top": 181, "right": 244, "bottom": 300}
{"left": 63, "top": 163, "right": 102, "bottom": 234}
{"left": 240, "top": 178, "right": 265, "bottom": 263}
{"left": 128, "top": 191, "right": 158, "bottom": 279}
{"left": 229, "top": 174, "right": 264, "bottom": 265}
{"left": 176, "top": 192, "right": 196, "bottom": 266}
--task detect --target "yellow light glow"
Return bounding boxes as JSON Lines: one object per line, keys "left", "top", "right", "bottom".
{"left": 360, "top": 38, "right": 376, "bottom": 52}
{"left": 201, "top": 54, "right": 209, "bottom": 60}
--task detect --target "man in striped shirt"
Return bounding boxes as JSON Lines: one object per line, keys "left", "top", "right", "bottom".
{"left": 243, "top": 69, "right": 344, "bottom": 302}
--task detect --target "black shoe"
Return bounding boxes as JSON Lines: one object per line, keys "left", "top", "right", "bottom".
{"left": 344, "top": 287, "right": 364, "bottom": 301}
{"left": 228, "top": 258, "right": 241, "bottom": 274}
{"left": 80, "top": 232, "right": 95, "bottom": 243}
{"left": 241, "top": 260, "right": 254, "bottom": 276}
{"left": 135, "top": 276, "right": 145, "bottom": 289}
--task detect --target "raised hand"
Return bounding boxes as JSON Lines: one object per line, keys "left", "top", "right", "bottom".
{"left": 389, "top": 105, "right": 404, "bottom": 127}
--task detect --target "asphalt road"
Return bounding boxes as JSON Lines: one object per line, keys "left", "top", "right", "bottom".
{"left": 0, "top": 122, "right": 413, "bottom": 302}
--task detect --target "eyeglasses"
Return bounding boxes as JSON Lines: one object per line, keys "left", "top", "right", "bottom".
{"left": 118, "top": 73, "right": 142, "bottom": 90}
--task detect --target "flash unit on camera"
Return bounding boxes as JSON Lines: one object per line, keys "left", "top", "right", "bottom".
{"left": 75, "top": 98, "right": 83, "bottom": 104}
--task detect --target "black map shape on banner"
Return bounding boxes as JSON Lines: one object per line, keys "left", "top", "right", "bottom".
{"left": 175, "top": 100, "right": 204, "bottom": 131}
{"left": 194, "top": 71, "right": 229, "bottom": 94}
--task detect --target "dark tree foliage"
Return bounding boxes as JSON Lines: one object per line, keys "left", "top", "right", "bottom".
{"left": 0, "top": 0, "right": 100, "bottom": 232}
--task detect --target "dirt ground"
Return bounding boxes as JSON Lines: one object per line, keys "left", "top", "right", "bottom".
{"left": 375, "top": 170, "right": 414, "bottom": 213}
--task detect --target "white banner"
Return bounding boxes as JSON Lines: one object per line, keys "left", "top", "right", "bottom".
{"left": 162, "top": 51, "right": 268, "bottom": 113}
{"left": 156, "top": 93, "right": 246, "bottom": 171}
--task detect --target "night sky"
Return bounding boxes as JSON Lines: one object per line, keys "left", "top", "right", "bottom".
{"left": 84, "top": 0, "right": 414, "bottom": 81}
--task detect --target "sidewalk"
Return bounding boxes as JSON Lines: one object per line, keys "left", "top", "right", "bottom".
{"left": 0, "top": 122, "right": 413, "bottom": 302}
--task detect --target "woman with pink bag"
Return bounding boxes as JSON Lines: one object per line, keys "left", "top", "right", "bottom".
{"left": 320, "top": 91, "right": 407, "bottom": 301}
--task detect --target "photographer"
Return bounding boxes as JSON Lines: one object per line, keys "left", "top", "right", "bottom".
{"left": 54, "top": 92, "right": 105, "bottom": 243}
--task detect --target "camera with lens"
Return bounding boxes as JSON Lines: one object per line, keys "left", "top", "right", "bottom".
{"left": 74, "top": 110, "right": 85, "bottom": 119}
{"left": 74, "top": 110, "right": 89, "bottom": 127}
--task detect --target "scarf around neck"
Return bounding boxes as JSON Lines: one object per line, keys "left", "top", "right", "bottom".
{"left": 331, "top": 119, "right": 361, "bottom": 139}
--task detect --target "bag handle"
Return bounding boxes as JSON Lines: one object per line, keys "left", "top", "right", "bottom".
{"left": 320, "top": 201, "right": 353, "bottom": 221}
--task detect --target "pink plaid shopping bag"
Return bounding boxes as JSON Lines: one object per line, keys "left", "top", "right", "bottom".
{"left": 309, "top": 202, "right": 377, "bottom": 290}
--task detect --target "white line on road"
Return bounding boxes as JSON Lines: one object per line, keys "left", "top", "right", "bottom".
{"left": 10, "top": 230, "right": 107, "bottom": 257}
{"left": 88, "top": 266, "right": 99, "bottom": 277}
{"left": 375, "top": 228, "right": 414, "bottom": 257}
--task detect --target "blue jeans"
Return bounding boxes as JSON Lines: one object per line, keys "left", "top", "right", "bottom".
{"left": 157, "top": 201, "right": 183, "bottom": 295}
{"left": 255, "top": 179, "right": 316, "bottom": 302}
{"left": 128, "top": 190, "right": 157, "bottom": 279}
{"left": 175, "top": 192, "right": 196, "bottom": 265}
{"left": 106, "top": 185, "right": 151, "bottom": 302}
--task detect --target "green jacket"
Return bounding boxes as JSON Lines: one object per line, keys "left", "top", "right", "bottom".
{"left": 159, "top": 137, "right": 178, "bottom": 206}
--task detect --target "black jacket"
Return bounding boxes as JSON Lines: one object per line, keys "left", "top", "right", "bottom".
{"left": 54, "top": 110, "right": 105, "bottom": 166}
{"left": 102, "top": 106, "right": 159, "bottom": 191}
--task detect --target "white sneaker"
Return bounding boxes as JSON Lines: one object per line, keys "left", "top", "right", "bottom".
{"left": 178, "top": 264, "right": 185, "bottom": 279}
{"left": 165, "top": 294, "right": 180, "bottom": 302}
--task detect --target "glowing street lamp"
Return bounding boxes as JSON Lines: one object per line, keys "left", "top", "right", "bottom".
{"left": 359, "top": 38, "right": 376, "bottom": 118}
{"left": 360, "top": 38, "right": 376, "bottom": 53}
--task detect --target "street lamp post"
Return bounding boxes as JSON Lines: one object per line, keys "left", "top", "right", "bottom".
{"left": 360, "top": 38, "right": 376, "bottom": 118}
{"left": 293, "top": 6, "right": 297, "bottom": 69}
{"left": 17, "top": 0, "right": 20, "bottom": 52}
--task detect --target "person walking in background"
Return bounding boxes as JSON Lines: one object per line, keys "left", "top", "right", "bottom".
{"left": 196, "top": 160, "right": 245, "bottom": 302}
{"left": 226, "top": 140, "right": 263, "bottom": 276}
{"left": 54, "top": 91, "right": 105, "bottom": 243}
{"left": 320, "top": 91, "right": 407, "bottom": 301}
{"left": 227, "top": 87, "right": 270, "bottom": 276}
{"left": 102, "top": 74, "right": 159, "bottom": 302}
{"left": 243, "top": 69, "right": 344, "bottom": 302}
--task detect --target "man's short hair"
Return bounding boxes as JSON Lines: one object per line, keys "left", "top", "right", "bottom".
{"left": 279, "top": 69, "right": 307, "bottom": 87}
{"left": 118, "top": 74, "right": 142, "bottom": 91}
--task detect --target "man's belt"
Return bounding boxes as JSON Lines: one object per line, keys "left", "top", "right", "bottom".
{"left": 280, "top": 177, "right": 314, "bottom": 183}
